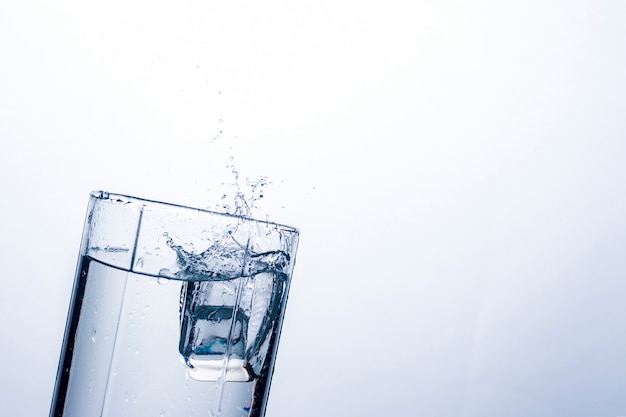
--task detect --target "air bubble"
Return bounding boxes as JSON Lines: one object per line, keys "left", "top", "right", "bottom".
{"left": 91, "top": 329, "right": 97, "bottom": 342}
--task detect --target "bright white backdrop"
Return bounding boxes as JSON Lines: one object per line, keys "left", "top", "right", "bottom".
{"left": 2, "top": 1, "right": 626, "bottom": 416}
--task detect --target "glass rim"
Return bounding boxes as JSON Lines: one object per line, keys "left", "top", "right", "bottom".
{"left": 90, "top": 190, "right": 299, "bottom": 234}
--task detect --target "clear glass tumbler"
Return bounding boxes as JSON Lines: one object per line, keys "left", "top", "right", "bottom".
{"left": 50, "top": 191, "right": 299, "bottom": 417}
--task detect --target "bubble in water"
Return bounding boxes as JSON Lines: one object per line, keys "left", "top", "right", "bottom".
{"left": 159, "top": 412, "right": 166, "bottom": 417}
{"left": 90, "top": 329, "right": 97, "bottom": 343}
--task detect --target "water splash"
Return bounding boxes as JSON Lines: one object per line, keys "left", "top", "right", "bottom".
{"left": 216, "top": 157, "right": 271, "bottom": 220}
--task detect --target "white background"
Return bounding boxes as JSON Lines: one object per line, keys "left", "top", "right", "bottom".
{"left": 2, "top": 1, "right": 626, "bottom": 416}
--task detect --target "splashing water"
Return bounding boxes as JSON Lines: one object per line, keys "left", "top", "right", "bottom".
{"left": 212, "top": 156, "right": 270, "bottom": 220}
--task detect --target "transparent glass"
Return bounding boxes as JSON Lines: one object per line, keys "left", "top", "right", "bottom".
{"left": 50, "top": 191, "right": 299, "bottom": 417}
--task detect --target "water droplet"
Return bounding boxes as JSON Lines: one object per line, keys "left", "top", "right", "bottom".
{"left": 124, "top": 392, "right": 129, "bottom": 402}
{"left": 218, "top": 118, "right": 223, "bottom": 123}
{"left": 159, "top": 412, "right": 166, "bottom": 417}
{"left": 158, "top": 277, "right": 169, "bottom": 285}
{"left": 91, "top": 329, "right": 97, "bottom": 342}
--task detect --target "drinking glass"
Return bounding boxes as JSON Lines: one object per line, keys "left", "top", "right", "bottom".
{"left": 50, "top": 191, "right": 299, "bottom": 417}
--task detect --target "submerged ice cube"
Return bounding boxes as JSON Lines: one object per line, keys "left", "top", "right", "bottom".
{"left": 178, "top": 272, "right": 285, "bottom": 382}
{"left": 171, "top": 231, "right": 290, "bottom": 382}
{"left": 174, "top": 245, "right": 288, "bottom": 381}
